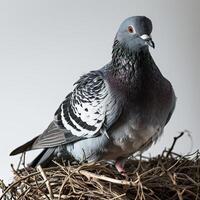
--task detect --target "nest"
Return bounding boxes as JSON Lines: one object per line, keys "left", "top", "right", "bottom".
{"left": 1, "top": 132, "right": 200, "bottom": 200}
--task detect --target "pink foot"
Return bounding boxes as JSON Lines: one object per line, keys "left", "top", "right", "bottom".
{"left": 115, "top": 160, "right": 127, "bottom": 176}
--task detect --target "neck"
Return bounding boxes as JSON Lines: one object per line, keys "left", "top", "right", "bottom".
{"left": 108, "top": 40, "right": 155, "bottom": 89}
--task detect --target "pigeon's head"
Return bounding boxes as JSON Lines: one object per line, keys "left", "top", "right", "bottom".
{"left": 115, "top": 16, "right": 154, "bottom": 52}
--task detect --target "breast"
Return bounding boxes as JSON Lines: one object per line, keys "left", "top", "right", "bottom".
{"left": 115, "top": 124, "right": 162, "bottom": 154}
{"left": 102, "top": 110, "right": 163, "bottom": 160}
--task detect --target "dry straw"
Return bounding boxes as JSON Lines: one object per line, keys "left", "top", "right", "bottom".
{"left": 0, "top": 132, "right": 200, "bottom": 200}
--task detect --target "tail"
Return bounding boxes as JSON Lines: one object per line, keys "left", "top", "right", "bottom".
{"left": 10, "top": 136, "right": 56, "bottom": 168}
{"left": 10, "top": 136, "right": 39, "bottom": 156}
{"left": 28, "top": 148, "right": 56, "bottom": 168}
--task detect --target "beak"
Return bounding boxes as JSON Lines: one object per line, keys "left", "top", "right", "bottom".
{"left": 140, "top": 34, "right": 155, "bottom": 49}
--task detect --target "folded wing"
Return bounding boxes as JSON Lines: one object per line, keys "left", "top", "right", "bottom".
{"left": 10, "top": 70, "right": 123, "bottom": 155}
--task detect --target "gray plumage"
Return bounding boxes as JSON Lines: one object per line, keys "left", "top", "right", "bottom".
{"left": 10, "top": 16, "right": 176, "bottom": 172}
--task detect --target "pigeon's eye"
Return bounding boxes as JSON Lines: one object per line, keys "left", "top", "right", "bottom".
{"left": 128, "top": 25, "right": 135, "bottom": 34}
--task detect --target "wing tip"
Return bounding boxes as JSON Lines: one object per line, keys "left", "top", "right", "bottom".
{"left": 9, "top": 136, "right": 38, "bottom": 156}
{"left": 10, "top": 148, "right": 20, "bottom": 156}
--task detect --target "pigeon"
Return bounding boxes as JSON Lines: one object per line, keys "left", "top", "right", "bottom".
{"left": 10, "top": 16, "right": 176, "bottom": 174}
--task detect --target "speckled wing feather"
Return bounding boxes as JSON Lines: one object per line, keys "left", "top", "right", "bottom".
{"left": 30, "top": 70, "right": 122, "bottom": 149}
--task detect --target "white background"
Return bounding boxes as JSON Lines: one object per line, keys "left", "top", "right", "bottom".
{"left": 0, "top": 0, "right": 199, "bottom": 184}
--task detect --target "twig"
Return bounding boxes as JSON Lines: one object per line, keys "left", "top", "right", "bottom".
{"left": 166, "top": 132, "right": 184, "bottom": 158}
{"left": 110, "top": 193, "right": 126, "bottom": 200}
{"left": 17, "top": 153, "right": 24, "bottom": 170}
{"left": 79, "top": 169, "right": 137, "bottom": 186}
{"left": 58, "top": 177, "right": 68, "bottom": 200}
{"left": 168, "top": 172, "right": 184, "bottom": 200}
{"left": 0, "top": 172, "right": 40, "bottom": 200}
{"left": 36, "top": 165, "right": 54, "bottom": 200}
{"left": 1, "top": 131, "right": 199, "bottom": 200}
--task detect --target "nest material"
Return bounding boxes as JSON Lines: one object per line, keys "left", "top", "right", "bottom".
{"left": 0, "top": 132, "right": 200, "bottom": 200}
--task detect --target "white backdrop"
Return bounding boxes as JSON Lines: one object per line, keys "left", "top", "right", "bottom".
{"left": 0, "top": 0, "right": 199, "bottom": 183}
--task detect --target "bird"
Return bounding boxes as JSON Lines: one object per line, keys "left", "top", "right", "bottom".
{"left": 10, "top": 16, "right": 176, "bottom": 174}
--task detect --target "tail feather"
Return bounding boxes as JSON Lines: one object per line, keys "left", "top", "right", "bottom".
{"left": 10, "top": 135, "right": 56, "bottom": 168}
{"left": 10, "top": 136, "right": 39, "bottom": 156}
{"left": 29, "top": 148, "right": 56, "bottom": 168}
